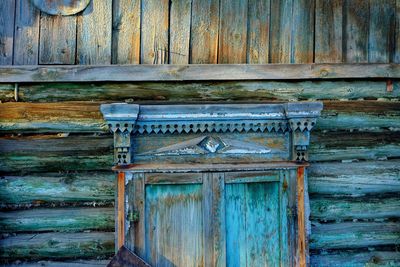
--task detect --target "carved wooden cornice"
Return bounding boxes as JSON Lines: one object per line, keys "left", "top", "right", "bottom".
{"left": 100, "top": 102, "right": 323, "bottom": 164}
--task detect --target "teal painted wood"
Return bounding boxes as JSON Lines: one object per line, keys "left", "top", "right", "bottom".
{"left": 247, "top": 0, "right": 270, "bottom": 64}
{"left": 0, "top": 0, "right": 15, "bottom": 65}
{"left": 225, "top": 174, "right": 285, "bottom": 266}
{"left": 368, "top": 0, "right": 396, "bottom": 63}
{"left": 395, "top": 0, "right": 400, "bottom": 63}
{"left": 279, "top": 170, "right": 289, "bottom": 266}
{"left": 144, "top": 184, "right": 203, "bottom": 266}
{"left": 270, "top": 0, "right": 292, "bottom": 63}
{"left": 344, "top": 0, "right": 369, "bottom": 63}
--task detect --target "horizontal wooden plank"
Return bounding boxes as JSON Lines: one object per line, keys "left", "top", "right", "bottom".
{"left": 0, "top": 64, "right": 399, "bottom": 82}
{"left": 145, "top": 173, "right": 203, "bottom": 184}
{"left": 0, "top": 172, "right": 114, "bottom": 206}
{"left": 3, "top": 260, "right": 110, "bottom": 267}
{"left": 310, "top": 197, "right": 400, "bottom": 221}
{"left": 309, "top": 160, "right": 400, "bottom": 196}
{"left": 4, "top": 80, "right": 398, "bottom": 103}
{"left": 310, "top": 222, "right": 400, "bottom": 250}
{"left": 1, "top": 101, "right": 399, "bottom": 133}
{"left": 0, "top": 207, "right": 114, "bottom": 232}
{"left": 1, "top": 131, "right": 399, "bottom": 173}
{"left": 0, "top": 232, "right": 114, "bottom": 260}
{"left": 311, "top": 250, "right": 400, "bottom": 267}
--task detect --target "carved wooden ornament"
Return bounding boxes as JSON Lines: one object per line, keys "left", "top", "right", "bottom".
{"left": 101, "top": 102, "right": 323, "bottom": 267}
{"left": 31, "top": 0, "right": 91, "bottom": 16}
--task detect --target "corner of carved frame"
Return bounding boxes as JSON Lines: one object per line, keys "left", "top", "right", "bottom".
{"left": 100, "top": 104, "right": 139, "bottom": 165}
{"left": 285, "top": 102, "right": 323, "bottom": 162}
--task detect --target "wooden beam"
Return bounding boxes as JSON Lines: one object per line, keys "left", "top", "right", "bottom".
{"left": 0, "top": 64, "right": 399, "bottom": 83}
{"left": 297, "top": 166, "right": 307, "bottom": 267}
{"left": 117, "top": 172, "right": 125, "bottom": 250}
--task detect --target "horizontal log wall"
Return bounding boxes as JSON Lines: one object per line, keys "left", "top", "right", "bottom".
{"left": 0, "top": 0, "right": 399, "bottom": 266}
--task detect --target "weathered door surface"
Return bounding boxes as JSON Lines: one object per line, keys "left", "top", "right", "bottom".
{"left": 100, "top": 102, "right": 322, "bottom": 267}
{"left": 126, "top": 171, "right": 289, "bottom": 267}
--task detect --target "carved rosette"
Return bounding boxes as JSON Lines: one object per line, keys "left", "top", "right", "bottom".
{"left": 100, "top": 102, "right": 323, "bottom": 165}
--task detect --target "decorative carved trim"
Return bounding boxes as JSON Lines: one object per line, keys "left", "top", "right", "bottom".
{"left": 100, "top": 102, "right": 323, "bottom": 164}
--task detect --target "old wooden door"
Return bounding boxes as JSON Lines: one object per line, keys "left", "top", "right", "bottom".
{"left": 126, "top": 170, "right": 290, "bottom": 267}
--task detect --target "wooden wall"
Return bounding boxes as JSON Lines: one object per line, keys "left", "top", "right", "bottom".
{"left": 0, "top": 0, "right": 399, "bottom": 266}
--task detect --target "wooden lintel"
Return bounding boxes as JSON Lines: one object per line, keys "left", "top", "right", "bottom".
{"left": 117, "top": 172, "right": 125, "bottom": 250}
{"left": 297, "top": 166, "right": 306, "bottom": 267}
{"left": 0, "top": 64, "right": 399, "bottom": 83}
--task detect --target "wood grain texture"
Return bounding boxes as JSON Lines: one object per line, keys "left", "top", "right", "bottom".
{"left": 0, "top": 232, "right": 114, "bottom": 260}
{"left": 117, "top": 172, "right": 125, "bottom": 249}
{"left": 77, "top": 0, "right": 112, "bottom": 64}
{"left": 13, "top": 0, "right": 40, "bottom": 65}
{"left": 12, "top": 80, "right": 399, "bottom": 103}
{"left": 270, "top": 0, "right": 292, "bottom": 63}
{"left": 0, "top": 207, "right": 114, "bottom": 232}
{"left": 218, "top": 0, "right": 248, "bottom": 63}
{"left": 190, "top": 0, "right": 219, "bottom": 63}
{"left": 310, "top": 222, "right": 400, "bottom": 250}
{"left": 39, "top": 14, "right": 77, "bottom": 64}
{"left": 368, "top": 0, "right": 396, "bottom": 63}
{"left": 297, "top": 167, "right": 306, "bottom": 267}
{"left": 1, "top": 64, "right": 400, "bottom": 83}
{"left": 170, "top": 0, "right": 192, "bottom": 64}
{"left": 311, "top": 250, "right": 400, "bottom": 267}
{"left": 0, "top": 172, "right": 114, "bottom": 207}
{"left": 309, "top": 160, "right": 400, "bottom": 196}
{"left": 141, "top": 0, "right": 169, "bottom": 64}
{"left": 310, "top": 197, "right": 400, "bottom": 221}
{"left": 291, "top": 0, "right": 315, "bottom": 63}
{"left": 247, "top": 0, "right": 270, "bottom": 63}
{"left": 395, "top": 0, "right": 400, "bottom": 63}
{"left": 112, "top": 0, "right": 141, "bottom": 64}
{"left": 0, "top": 0, "right": 16, "bottom": 65}
{"left": 2, "top": 260, "right": 110, "bottom": 267}
{"left": 344, "top": 0, "right": 369, "bottom": 62}
{"left": 315, "top": 0, "right": 343, "bottom": 63}
{"left": 31, "top": 0, "right": 91, "bottom": 16}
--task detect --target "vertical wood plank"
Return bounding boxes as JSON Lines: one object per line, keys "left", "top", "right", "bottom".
{"left": 280, "top": 171, "right": 290, "bottom": 266}
{"left": 117, "top": 172, "right": 125, "bottom": 250}
{"left": 13, "top": 0, "right": 40, "bottom": 65}
{"left": 246, "top": 0, "right": 270, "bottom": 64}
{"left": 39, "top": 14, "right": 76, "bottom": 64}
{"left": 291, "top": 0, "right": 315, "bottom": 63}
{"left": 369, "top": 0, "right": 396, "bottom": 63}
{"left": 203, "top": 173, "right": 226, "bottom": 267}
{"left": 170, "top": 0, "right": 192, "bottom": 64}
{"left": 218, "top": 0, "right": 248, "bottom": 63}
{"left": 395, "top": 0, "right": 400, "bottom": 63}
{"left": 0, "top": 0, "right": 16, "bottom": 65}
{"left": 344, "top": 0, "right": 369, "bottom": 63}
{"left": 270, "top": 0, "right": 293, "bottom": 63}
{"left": 112, "top": 0, "right": 141, "bottom": 64}
{"left": 141, "top": 0, "right": 169, "bottom": 64}
{"left": 315, "top": 0, "right": 343, "bottom": 63}
{"left": 77, "top": 0, "right": 112, "bottom": 64}
{"left": 190, "top": 0, "right": 219, "bottom": 63}
{"left": 297, "top": 167, "right": 306, "bottom": 267}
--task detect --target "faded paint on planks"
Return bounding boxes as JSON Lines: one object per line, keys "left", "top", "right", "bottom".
{"left": 369, "top": 0, "right": 396, "bottom": 63}
{"left": 0, "top": 207, "right": 114, "bottom": 232}
{"left": 141, "top": 0, "right": 169, "bottom": 64}
{"left": 315, "top": 0, "right": 343, "bottom": 63}
{"left": 310, "top": 221, "right": 400, "bottom": 250}
{"left": 297, "top": 167, "right": 306, "bottom": 267}
{"left": 344, "top": 0, "right": 369, "bottom": 63}
{"left": 311, "top": 251, "right": 400, "bottom": 267}
{"left": 247, "top": 0, "right": 270, "bottom": 64}
{"left": 0, "top": 232, "right": 114, "bottom": 260}
{"left": 170, "top": 0, "right": 192, "bottom": 64}
{"left": 7, "top": 80, "right": 400, "bottom": 103}
{"left": 190, "top": 0, "right": 219, "bottom": 63}
{"left": 218, "top": 0, "right": 248, "bottom": 63}
{"left": 270, "top": 0, "right": 292, "bottom": 63}
{"left": 77, "top": 0, "right": 112, "bottom": 64}
{"left": 0, "top": 0, "right": 16, "bottom": 65}
{"left": 112, "top": 0, "right": 141, "bottom": 64}
{"left": 117, "top": 172, "right": 125, "bottom": 249}
{"left": 13, "top": 0, "right": 40, "bottom": 65}
{"left": 31, "top": 0, "right": 91, "bottom": 16}
{"left": 39, "top": 13, "right": 77, "bottom": 64}
{"left": 1, "top": 64, "right": 400, "bottom": 83}
{"left": 0, "top": 172, "right": 114, "bottom": 206}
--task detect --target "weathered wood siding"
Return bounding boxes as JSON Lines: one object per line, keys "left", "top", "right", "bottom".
{"left": 0, "top": 0, "right": 399, "bottom": 266}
